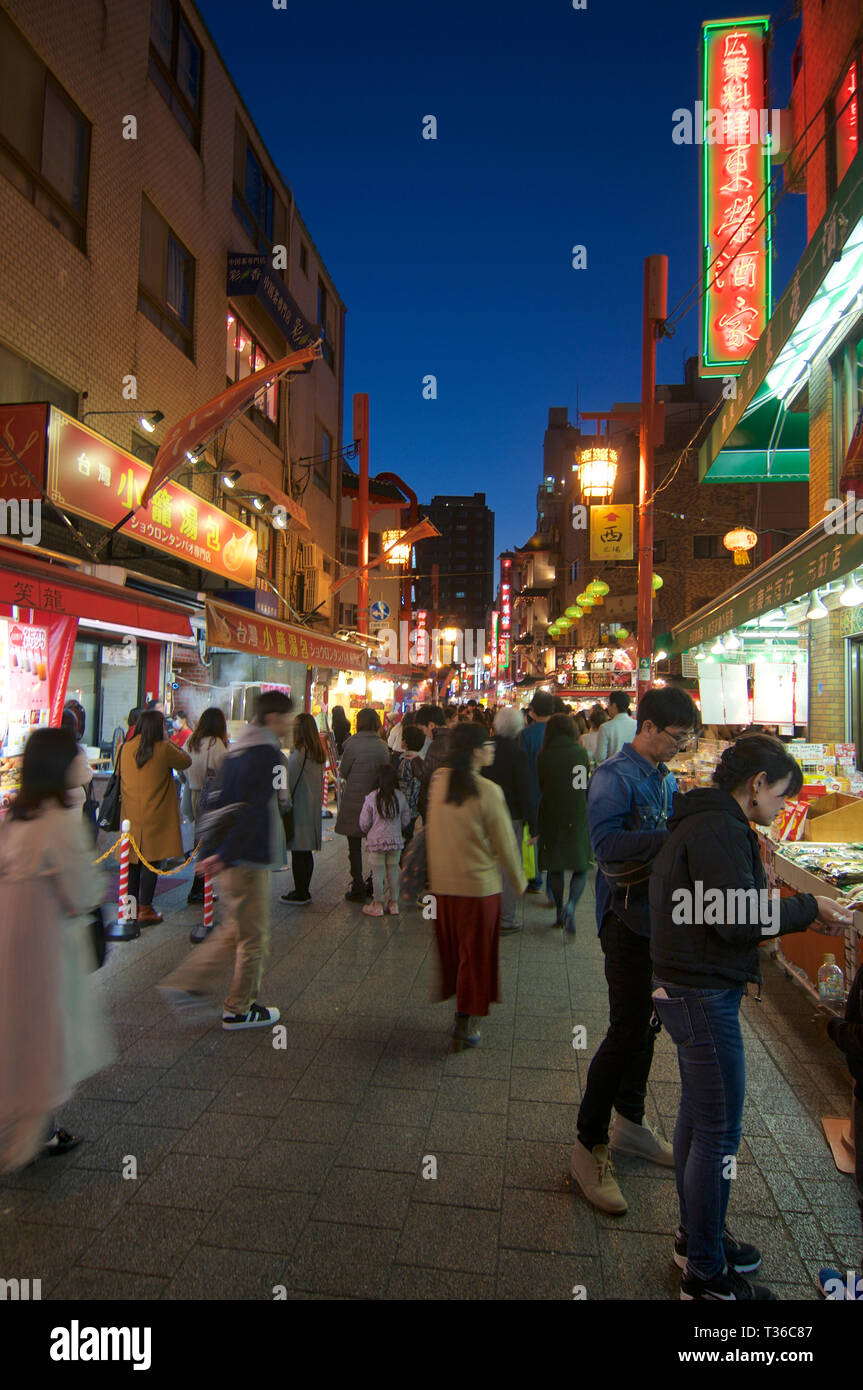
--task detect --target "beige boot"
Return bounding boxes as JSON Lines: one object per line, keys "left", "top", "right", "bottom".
{"left": 610, "top": 1114, "right": 674, "bottom": 1166}
{"left": 569, "top": 1140, "right": 628, "bottom": 1214}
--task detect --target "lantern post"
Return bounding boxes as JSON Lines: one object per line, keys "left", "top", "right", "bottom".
{"left": 637, "top": 255, "right": 668, "bottom": 703}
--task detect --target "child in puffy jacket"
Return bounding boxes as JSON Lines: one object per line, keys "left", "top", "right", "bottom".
{"left": 358, "top": 763, "right": 411, "bottom": 918}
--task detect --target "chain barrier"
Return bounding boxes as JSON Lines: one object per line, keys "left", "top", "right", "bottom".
{"left": 92, "top": 829, "right": 201, "bottom": 874}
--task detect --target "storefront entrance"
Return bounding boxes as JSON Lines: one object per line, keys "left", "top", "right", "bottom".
{"left": 67, "top": 636, "right": 146, "bottom": 752}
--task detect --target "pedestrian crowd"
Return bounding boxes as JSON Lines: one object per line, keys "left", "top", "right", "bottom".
{"left": 0, "top": 686, "right": 860, "bottom": 1300}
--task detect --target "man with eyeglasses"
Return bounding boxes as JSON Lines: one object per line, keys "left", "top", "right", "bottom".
{"left": 570, "top": 686, "right": 699, "bottom": 1216}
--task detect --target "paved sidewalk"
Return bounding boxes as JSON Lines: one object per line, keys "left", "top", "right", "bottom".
{"left": 1, "top": 829, "right": 859, "bottom": 1300}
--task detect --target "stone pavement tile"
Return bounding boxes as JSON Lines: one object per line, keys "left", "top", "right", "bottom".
{"left": 67, "top": 1122, "right": 181, "bottom": 1176}
{"left": 269, "top": 1099, "right": 358, "bottom": 1145}
{"left": 395, "top": 1204, "right": 499, "bottom": 1274}
{"left": 501, "top": 1187, "right": 599, "bottom": 1255}
{"left": 762, "top": 1112, "right": 829, "bottom": 1146}
{"left": 131, "top": 1153, "right": 245, "bottom": 1210}
{"left": 172, "top": 1111, "right": 273, "bottom": 1159}
{"left": 312, "top": 1167, "right": 414, "bottom": 1229}
{"left": 292, "top": 1061, "right": 376, "bottom": 1104}
{"left": 746, "top": 1134, "right": 788, "bottom": 1170}
{"left": 240, "top": 1139, "right": 339, "bottom": 1192}
{"left": 17, "top": 1167, "right": 136, "bottom": 1229}
{"left": 317, "top": 1035, "right": 389, "bottom": 1068}
{"left": 507, "top": 1100, "right": 576, "bottom": 1144}
{"left": 124, "top": 1086, "right": 218, "bottom": 1128}
{"left": 514, "top": 1015, "right": 578, "bottom": 1042}
{"left": 786, "top": 1149, "right": 850, "bottom": 1182}
{"left": 372, "top": 1056, "right": 445, "bottom": 1090}
{"left": 199, "top": 1187, "right": 315, "bottom": 1254}
{"left": 49, "top": 1269, "right": 169, "bottom": 1300}
{"left": 412, "top": 1152, "right": 504, "bottom": 1210}
{"left": 515, "top": 993, "right": 573, "bottom": 1018}
{"left": 505, "top": 1140, "right": 572, "bottom": 1191}
{"left": 355, "top": 1085, "right": 437, "bottom": 1127}
{"left": 600, "top": 1230, "right": 681, "bottom": 1300}
{"left": 647, "top": 1080, "right": 682, "bottom": 1116}
{"left": 425, "top": 1110, "right": 508, "bottom": 1157}
{"left": 0, "top": 1187, "right": 36, "bottom": 1217}
{"left": 724, "top": 1163, "right": 778, "bottom": 1214}
{"left": 50, "top": 1096, "right": 137, "bottom": 1142}
{"left": 732, "top": 1214, "right": 811, "bottom": 1283}
{"left": 155, "top": 1053, "right": 238, "bottom": 1091}
{"left": 512, "top": 1040, "right": 578, "bottom": 1072}
{"left": 760, "top": 1167, "right": 814, "bottom": 1214}
{"left": 510, "top": 1067, "right": 579, "bottom": 1105}
{"left": 329, "top": 1015, "right": 395, "bottom": 1042}
{"left": 380, "top": 1028, "right": 453, "bottom": 1061}
{"left": 386, "top": 1265, "right": 496, "bottom": 1299}
{"left": 210, "top": 1075, "right": 295, "bottom": 1117}
{"left": 496, "top": 1249, "right": 603, "bottom": 1301}
{"left": 770, "top": 1281, "right": 821, "bottom": 1301}
{"left": 78, "top": 1063, "right": 166, "bottom": 1102}
{"left": 826, "top": 1233, "right": 863, "bottom": 1268}
{"left": 109, "top": 1022, "right": 152, "bottom": 1054}
{"left": 591, "top": 1172, "right": 679, "bottom": 1235}
{"left": 190, "top": 1028, "right": 265, "bottom": 1060}
{"left": 77, "top": 1205, "right": 207, "bottom": 1277}
{"left": 335, "top": 1121, "right": 427, "bottom": 1173}
{"left": 797, "top": 1174, "right": 860, "bottom": 1212}
{"left": 436, "top": 1076, "right": 510, "bottom": 1115}
{"left": 166, "top": 1245, "right": 286, "bottom": 1300}
{"left": 443, "top": 1047, "right": 511, "bottom": 1079}
{"left": 231, "top": 1047, "right": 317, "bottom": 1085}
{"left": 740, "top": 1103, "right": 773, "bottom": 1137}
{"left": 0, "top": 1222, "right": 99, "bottom": 1295}
{"left": 645, "top": 1053, "right": 681, "bottom": 1084}
{"left": 120, "top": 1031, "right": 201, "bottom": 1068}
{"left": 286, "top": 1221, "right": 399, "bottom": 1297}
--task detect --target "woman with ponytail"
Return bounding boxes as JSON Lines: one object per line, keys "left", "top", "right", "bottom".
{"left": 426, "top": 722, "right": 527, "bottom": 1047}
{"left": 649, "top": 733, "right": 851, "bottom": 1301}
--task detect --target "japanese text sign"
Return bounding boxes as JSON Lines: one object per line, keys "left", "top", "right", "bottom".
{"left": 590, "top": 505, "right": 634, "bottom": 561}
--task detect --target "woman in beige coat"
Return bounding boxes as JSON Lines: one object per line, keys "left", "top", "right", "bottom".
{"left": 118, "top": 709, "right": 191, "bottom": 925}
{"left": 0, "top": 728, "right": 114, "bottom": 1171}
{"left": 426, "top": 721, "right": 527, "bottom": 1048}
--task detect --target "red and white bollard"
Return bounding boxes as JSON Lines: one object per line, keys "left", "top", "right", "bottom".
{"left": 322, "top": 766, "right": 333, "bottom": 818}
{"left": 106, "top": 818, "right": 140, "bottom": 941}
{"left": 203, "top": 872, "right": 214, "bottom": 936}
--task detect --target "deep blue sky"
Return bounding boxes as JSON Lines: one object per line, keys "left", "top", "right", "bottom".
{"left": 198, "top": 0, "right": 806, "bottom": 556}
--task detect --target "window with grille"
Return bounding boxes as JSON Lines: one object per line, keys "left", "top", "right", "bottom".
{"left": 138, "top": 194, "right": 195, "bottom": 359}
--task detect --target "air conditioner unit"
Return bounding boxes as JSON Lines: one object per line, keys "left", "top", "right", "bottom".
{"left": 297, "top": 541, "right": 316, "bottom": 570}
{"left": 300, "top": 569, "right": 317, "bottom": 609}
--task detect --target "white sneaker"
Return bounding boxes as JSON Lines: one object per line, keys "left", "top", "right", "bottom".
{"left": 569, "top": 1141, "right": 628, "bottom": 1214}
{"left": 610, "top": 1114, "right": 674, "bottom": 1166}
{"left": 222, "top": 1002, "right": 280, "bottom": 1031}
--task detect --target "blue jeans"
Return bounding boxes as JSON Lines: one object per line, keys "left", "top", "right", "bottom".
{"left": 652, "top": 982, "right": 745, "bottom": 1281}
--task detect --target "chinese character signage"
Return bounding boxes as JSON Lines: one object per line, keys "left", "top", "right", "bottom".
{"left": 46, "top": 410, "right": 257, "bottom": 587}
{"left": 227, "top": 253, "right": 321, "bottom": 352}
{"left": 700, "top": 18, "right": 772, "bottom": 376}
{"left": 205, "top": 598, "right": 368, "bottom": 672}
{"left": 590, "top": 505, "right": 634, "bottom": 560}
{"left": 498, "top": 560, "right": 512, "bottom": 673}
{"left": 0, "top": 403, "right": 48, "bottom": 501}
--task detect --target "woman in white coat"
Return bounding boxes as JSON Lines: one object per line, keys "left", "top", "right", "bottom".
{"left": 0, "top": 728, "right": 114, "bottom": 1172}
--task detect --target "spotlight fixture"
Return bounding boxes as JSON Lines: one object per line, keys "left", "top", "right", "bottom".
{"left": 803, "top": 589, "right": 828, "bottom": 620}
{"left": 252, "top": 496, "right": 263, "bottom": 511}
{"left": 221, "top": 470, "right": 241, "bottom": 488}
{"left": 138, "top": 410, "right": 165, "bottom": 433}
{"left": 693, "top": 646, "right": 706, "bottom": 661}
{"left": 654, "top": 649, "right": 668, "bottom": 662}
{"left": 711, "top": 637, "right": 725, "bottom": 655}
{"left": 840, "top": 572, "right": 863, "bottom": 607}
{"left": 724, "top": 630, "right": 741, "bottom": 651}
{"left": 272, "top": 511, "right": 286, "bottom": 529}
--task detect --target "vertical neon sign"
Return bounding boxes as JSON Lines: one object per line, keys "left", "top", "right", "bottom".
{"left": 498, "top": 559, "right": 512, "bottom": 674}
{"left": 700, "top": 17, "right": 772, "bottom": 376}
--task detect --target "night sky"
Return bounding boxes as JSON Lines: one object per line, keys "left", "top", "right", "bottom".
{"left": 197, "top": 0, "right": 806, "bottom": 557}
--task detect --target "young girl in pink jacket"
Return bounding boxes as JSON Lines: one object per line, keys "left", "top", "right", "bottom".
{"left": 358, "top": 764, "right": 411, "bottom": 917}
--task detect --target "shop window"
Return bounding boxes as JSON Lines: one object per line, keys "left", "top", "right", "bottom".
{"left": 138, "top": 194, "right": 195, "bottom": 359}
{"left": 693, "top": 534, "right": 723, "bottom": 559}
{"left": 148, "top": 0, "right": 203, "bottom": 149}
{"left": 299, "top": 240, "right": 308, "bottom": 275}
{"left": 317, "top": 279, "right": 335, "bottom": 369}
{"left": 0, "top": 341, "right": 78, "bottom": 415}
{"left": 225, "top": 311, "right": 278, "bottom": 440}
{"left": 831, "top": 55, "right": 859, "bottom": 196}
{"left": 232, "top": 119, "right": 286, "bottom": 254}
{"left": 314, "top": 423, "right": 333, "bottom": 493}
{"left": 339, "top": 602, "right": 358, "bottom": 629}
{"left": 0, "top": 9, "right": 90, "bottom": 250}
{"left": 339, "top": 527, "right": 380, "bottom": 566}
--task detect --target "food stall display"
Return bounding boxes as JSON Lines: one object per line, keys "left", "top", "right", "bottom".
{"left": 0, "top": 618, "right": 51, "bottom": 810}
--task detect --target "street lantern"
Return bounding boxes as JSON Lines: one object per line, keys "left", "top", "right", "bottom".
{"left": 723, "top": 527, "right": 758, "bottom": 566}
{"left": 586, "top": 579, "right": 609, "bottom": 606}
{"left": 577, "top": 446, "right": 618, "bottom": 501}
{"left": 382, "top": 529, "right": 411, "bottom": 565}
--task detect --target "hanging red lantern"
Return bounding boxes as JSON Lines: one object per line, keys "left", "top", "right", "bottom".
{"left": 723, "top": 527, "right": 758, "bottom": 566}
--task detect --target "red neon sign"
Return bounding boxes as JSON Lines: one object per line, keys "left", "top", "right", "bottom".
{"left": 700, "top": 19, "right": 772, "bottom": 375}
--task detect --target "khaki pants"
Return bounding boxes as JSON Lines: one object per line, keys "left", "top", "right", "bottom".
{"left": 163, "top": 865, "right": 271, "bottom": 1015}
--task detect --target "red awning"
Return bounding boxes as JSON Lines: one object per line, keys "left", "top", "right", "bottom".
{"left": 0, "top": 546, "right": 196, "bottom": 641}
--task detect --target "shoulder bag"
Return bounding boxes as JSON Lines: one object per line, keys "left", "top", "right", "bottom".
{"left": 97, "top": 746, "right": 122, "bottom": 833}
{"left": 281, "top": 750, "right": 307, "bottom": 846}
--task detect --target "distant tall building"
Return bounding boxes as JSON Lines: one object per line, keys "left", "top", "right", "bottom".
{"left": 414, "top": 493, "right": 494, "bottom": 634}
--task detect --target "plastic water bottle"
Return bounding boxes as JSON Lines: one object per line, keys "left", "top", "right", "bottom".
{"left": 818, "top": 954, "right": 845, "bottom": 1003}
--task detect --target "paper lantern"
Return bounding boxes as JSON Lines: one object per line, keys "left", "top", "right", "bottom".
{"left": 614, "top": 628, "right": 629, "bottom": 640}
{"left": 577, "top": 447, "right": 618, "bottom": 501}
{"left": 723, "top": 528, "right": 757, "bottom": 566}
{"left": 575, "top": 593, "right": 594, "bottom": 609}
{"left": 586, "top": 579, "right": 609, "bottom": 607}
{"left": 556, "top": 617, "right": 572, "bottom": 631}
{"left": 652, "top": 572, "right": 663, "bottom": 591}
{"left": 565, "top": 605, "right": 582, "bottom": 620}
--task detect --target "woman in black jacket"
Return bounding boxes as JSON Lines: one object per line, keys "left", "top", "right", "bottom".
{"left": 483, "top": 707, "right": 533, "bottom": 934}
{"left": 649, "top": 734, "right": 851, "bottom": 1302}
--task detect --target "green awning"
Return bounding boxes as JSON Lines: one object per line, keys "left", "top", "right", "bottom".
{"left": 699, "top": 147, "right": 863, "bottom": 483}
{"left": 669, "top": 504, "right": 863, "bottom": 655}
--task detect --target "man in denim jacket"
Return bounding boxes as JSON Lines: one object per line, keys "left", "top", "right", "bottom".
{"left": 570, "top": 686, "right": 698, "bottom": 1215}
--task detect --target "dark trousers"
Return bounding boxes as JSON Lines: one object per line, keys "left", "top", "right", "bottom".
{"left": 292, "top": 850, "right": 314, "bottom": 898}
{"left": 577, "top": 913, "right": 657, "bottom": 1149}
{"left": 128, "top": 862, "right": 158, "bottom": 909}
{"left": 347, "top": 835, "right": 364, "bottom": 891}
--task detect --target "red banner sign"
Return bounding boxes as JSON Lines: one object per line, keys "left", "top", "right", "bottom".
{"left": 206, "top": 598, "right": 368, "bottom": 672}
{"left": 700, "top": 18, "right": 771, "bottom": 375}
{"left": 0, "top": 403, "right": 48, "bottom": 501}
{"left": 47, "top": 410, "right": 257, "bottom": 587}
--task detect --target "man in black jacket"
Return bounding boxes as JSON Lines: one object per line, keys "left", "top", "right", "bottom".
{"left": 483, "top": 706, "right": 534, "bottom": 933}
{"left": 416, "top": 705, "right": 449, "bottom": 822}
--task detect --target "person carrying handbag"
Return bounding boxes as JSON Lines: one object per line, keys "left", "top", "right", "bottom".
{"left": 280, "top": 713, "right": 325, "bottom": 905}
{"left": 186, "top": 709, "right": 229, "bottom": 907}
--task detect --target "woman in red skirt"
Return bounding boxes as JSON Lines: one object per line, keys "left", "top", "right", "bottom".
{"left": 426, "top": 722, "right": 527, "bottom": 1047}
